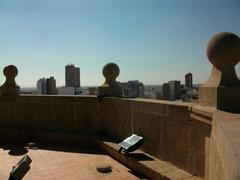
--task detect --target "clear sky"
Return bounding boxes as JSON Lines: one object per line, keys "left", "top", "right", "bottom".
{"left": 0, "top": 0, "right": 240, "bottom": 87}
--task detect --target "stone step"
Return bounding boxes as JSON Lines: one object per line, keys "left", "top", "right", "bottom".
{"left": 93, "top": 137, "right": 203, "bottom": 180}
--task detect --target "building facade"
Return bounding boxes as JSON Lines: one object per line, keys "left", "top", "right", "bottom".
{"left": 37, "top": 78, "right": 47, "bottom": 94}
{"left": 65, "top": 64, "right": 80, "bottom": 88}
{"left": 185, "top": 73, "right": 193, "bottom": 89}
{"left": 121, "top": 80, "right": 144, "bottom": 97}
{"left": 58, "top": 86, "right": 75, "bottom": 95}
{"left": 169, "top": 80, "right": 181, "bottom": 100}
{"left": 46, "top": 77, "right": 56, "bottom": 95}
{"left": 162, "top": 83, "right": 170, "bottom": 100}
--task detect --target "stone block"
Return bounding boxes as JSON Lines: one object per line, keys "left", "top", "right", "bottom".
{"left": 35, "top": 103, "right": 54, "bottom": 129}
{"left": 54, "top": 103, "right": 74, "bottom": 130}
{"left": 195, "top": 151, "right": 205, "bottom": 177}
{"left": 168, "top": 104, "right": 189, "bottom": 118}
{"left": 132, "top": 112, "right": 164, "bottom": 157}
{"left": 75, "top": 104, "right": 89, "bottom": 133}
{"left": 118, "top": 107, "right": 133, "bottom": 139}
{"left": 199, "top": 86, "right": 240, "bottom": 112}
{"left": 138, "top": 102, "right": 169, "bottom": 117}
{"left": 190, "top": 120, "right": 211, "bottom": 152}
{"left": 0, "top": 102, "right": 16, "bottom": 125}
{"left": 16, "top": 103, "right": 35, "bottom": 127}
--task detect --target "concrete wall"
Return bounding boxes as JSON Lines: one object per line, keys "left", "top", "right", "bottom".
{"left": 0, "top": 95, "right": 213, "bottom": 178}
{"left": 209, "top": 110, "right": 240, "bottom": 180}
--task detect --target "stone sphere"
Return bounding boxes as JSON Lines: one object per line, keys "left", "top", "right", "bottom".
{"left": 207, "top": 32, "right": 240, "bottom": 70}
{"left": 102, "top": 63, "right": 120, "bottom": 79}
{"left": 3, "top": 65, "right": 18, "bottom": 78}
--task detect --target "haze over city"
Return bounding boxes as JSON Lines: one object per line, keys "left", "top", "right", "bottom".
{"left": 0, "top": 0, "right": 240, "bottom": 87}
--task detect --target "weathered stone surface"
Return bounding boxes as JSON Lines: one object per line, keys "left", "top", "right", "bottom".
{"left": 209, "top": 110, "right": 240, "bottom": 180}
{"left": 0, "top": 102, "right": 16, "bottom": 125}
{"left": 133, "top": 112, "right": 164, "bottom": 157}
{"left": 16, "top": 102, "right": 35, "bottom": 127}
{"left": 75, "top": 104, "right": 89, "bottom": 133}
{"left": 190, "top": 120, "right": 211, "bottom": 152}
{"left": 35, "top": 103, "right": 54, "bottom": 129}
{"left": 54, "top": 103, "right": 75, "bottom": 130}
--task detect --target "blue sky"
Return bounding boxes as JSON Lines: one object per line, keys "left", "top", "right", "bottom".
{"left": 0, "top": 0, "right": 239, "bottom": 87}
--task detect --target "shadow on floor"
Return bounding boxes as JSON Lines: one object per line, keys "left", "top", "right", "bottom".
{"left": 37, "top": 144, "right": 106, "bottom": 155}
{"left": 8, "top": 147, "right": 28, "bottom": 156}
{"left": 0, "top": 142, "right": 105, "bottom": 155}
{"left": 128, "top": 170, "right": 150, "bottom": 179}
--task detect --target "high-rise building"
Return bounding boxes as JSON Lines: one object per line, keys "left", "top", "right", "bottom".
{"left": 169, "top": 80, "right": 181, "bottom": 100}
{"left": 65, "top": 64, "right": 80, "bottom": 88}
{"left": 36, "top": 78, "right": 47, "bottom": 94}
{"left": 162, "top": 83, "right": 170, "bottom": 100}
{"left": 36, "top": 77, "right": 56, "bottom": 95}
{"left": 46, "top": 77, "right": 56, "bottom": 95}
{"left": 185, "top": 73, "right": 193, "bottom": 89}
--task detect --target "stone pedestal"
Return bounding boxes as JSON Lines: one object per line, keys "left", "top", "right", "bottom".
{"left": 0, "top": 86, "right": 20, "bottom": 96}
{"left": 98, "top": 84, "right": 122, "bottom": 97}
{"left": 199, "top": 87, "right": 240, "bottom": 112}
{"left": 198, "top": 32, "right": 240, "bottom": 112}
{"left": 98, "top": 63, "right": 122, "bottom": 97}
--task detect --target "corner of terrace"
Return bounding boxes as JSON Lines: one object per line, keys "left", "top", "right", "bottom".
{"left": 0, "top": 32, "right": 240, "bottom": 180}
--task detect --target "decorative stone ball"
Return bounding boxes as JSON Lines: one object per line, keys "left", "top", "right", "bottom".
{"left": 3, "top": 65, "right": 18, "bottom": 78}
{"left": 207, "top": 32, "right": 240, "bottom": 70}
{"left": 102, "top": 63, "right": 120, "bottom": 80}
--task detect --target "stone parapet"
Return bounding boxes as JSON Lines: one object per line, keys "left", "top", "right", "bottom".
{"left": 209, "top": 110, "right": 240, "bottom": 180}
{"left": 0, "top": 95, "right": 212, "bottom": 178}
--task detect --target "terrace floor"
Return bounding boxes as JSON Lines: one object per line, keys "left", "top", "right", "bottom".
{"left": 0, "top": 144, "right": 144, "bottom": 180}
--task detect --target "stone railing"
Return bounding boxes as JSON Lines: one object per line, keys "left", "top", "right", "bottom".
{"left": 0, "top": 95, "right": 212, "bottom": 178}
{"left": 93, "top": 97, "right": 214, "bottom": 178}
{"left": 0, "top": 95, "right": 96, "bottom": 144}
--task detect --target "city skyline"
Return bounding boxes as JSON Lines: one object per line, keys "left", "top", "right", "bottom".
{"left": 0, "top": 0, "right": 240, "bottom": 87}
